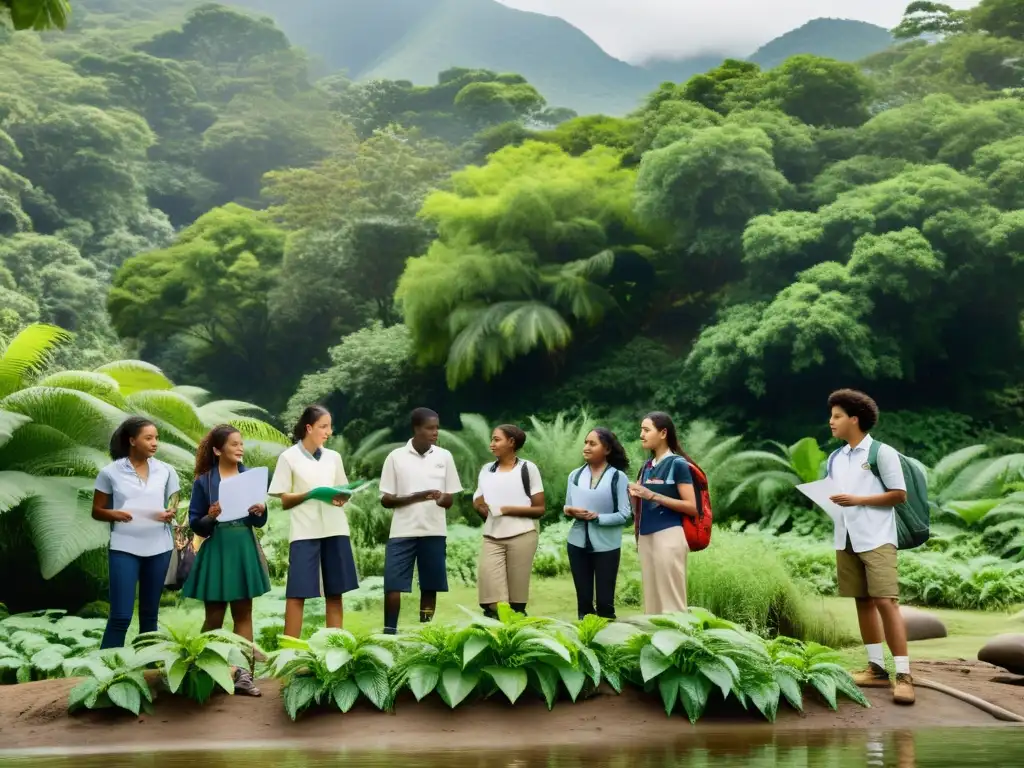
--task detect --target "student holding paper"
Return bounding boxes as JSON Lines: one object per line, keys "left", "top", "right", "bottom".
{"left": 563, "top": 428, "right": 631, "bottom": 620}
{"left": 92, "top": 417, "right": 180, "bottom": 649}
{"left": 628, "top": 412, "right": 697, "bottom": 615}
{"left": 182, "top": 424, "right": 270, "bottom": 694}
{"left": 826, "top": 389, "right": 914, "bottom": 705}
{"left": 472, "top": 425, "right": 545, "bottom": 617}
{"left": 379, "top": 408, "right": 462, "bottom": 634}
{"left": 268, "top": 406, "right": 356, "bottom": 638}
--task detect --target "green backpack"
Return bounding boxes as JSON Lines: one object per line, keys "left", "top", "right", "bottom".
{"left": 826, "top": 441, "right": 930, "bottom": 550}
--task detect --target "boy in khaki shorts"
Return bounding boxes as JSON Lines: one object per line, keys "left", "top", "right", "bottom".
{"left": 826, "top": 389, "right": 914, "bottom": 705}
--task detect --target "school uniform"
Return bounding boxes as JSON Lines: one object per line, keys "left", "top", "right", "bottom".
{"left": 379, "top": 441, "right": 463, "bottom": 593}
{"left": 182, "top": 464, "right": 271, "bottom": 604}
{"left": 473, "top": 459, "right": 543, "bottom": 606}
{"left": 565, "top": 465, "right": 631, "bottom": 619}
{"left": 268, "top": 443, "right": 358, "bottom": 599}
{"left": 828, "top": 435, "right": 906, "bottom": 599}
{"left": 636, "top": 453, "right": 692, "bottom": 614}
{"left": 94, "top": 457, "right": 180, "bottom": 649}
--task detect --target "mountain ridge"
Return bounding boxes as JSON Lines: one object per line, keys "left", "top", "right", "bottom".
{"left": 230, "top": 0, "right": 897, "bottom": 114}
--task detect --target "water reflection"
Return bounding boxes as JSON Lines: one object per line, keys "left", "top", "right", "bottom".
{"left": 2, "top": 729, "right": 1023, "bottom": 767}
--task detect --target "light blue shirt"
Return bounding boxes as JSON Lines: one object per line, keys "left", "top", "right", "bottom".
{"left": 565, "top": 466, "right": 631, "bottom": 552}
{"left": 95, "top": 458, "right": 180, "bottom": 557}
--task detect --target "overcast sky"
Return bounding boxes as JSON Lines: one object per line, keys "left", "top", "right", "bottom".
{"left": 496, "top": 0, "right": 979, "bottom": 62}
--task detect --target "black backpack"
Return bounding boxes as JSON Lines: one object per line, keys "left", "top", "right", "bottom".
{"left": 488, "top": 459, "right": 533, "bottom": 496}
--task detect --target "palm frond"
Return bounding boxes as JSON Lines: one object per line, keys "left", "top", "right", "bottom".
{"left": 0, "top": 423, "right": 109, "bottom": 476}
{"left": 0, "top": 408, "right": 31, "bottom": 447}
{"left": 35, "top": 371, "right": 127, "bottom": 409}
{"left": 0, "top": 324, "right": 72, "bottom": 399}
{"left": 172, "top": 385, "right": 212, "bottom": 406}
{"left": 0, "top": 387, "right": 125, "bottom": 452}
{"left": 125, "top": 390, "right": 207, "bottom": 442}
{"left": 21, "top": 476, "right": 110, "bottom": 579}
{"left": 94, "top": 360, "right": 174, "bottom": 395}
{"left": 930, "top": 445, "right": 990, "bottom": 491}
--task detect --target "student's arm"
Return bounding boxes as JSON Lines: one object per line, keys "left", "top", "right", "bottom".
{"left": 379, "top": 452, "right": 437, "bottom": 509}
{"left": 91, "top": 469, "right": 131, "bottom": 523}
{"left": 500, "top": 462, "right": 545, "bottom": 519}
{"left": 832, "top": 445, "right": 908, "bottom": 507}
{"left": 268, "top": 453, "right": 308, "bottom": 510}
{"left": 597, "top": 470, "right": 633, "bottom": 526}
{"left": 473, "top": 466, "right": 490, "bottom": 519}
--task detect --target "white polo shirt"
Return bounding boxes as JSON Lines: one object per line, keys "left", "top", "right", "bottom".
{"left": 828, "top": 434, "right": 906, "bottom": 553}
{"left": 379, "top": 441, "right": 462, "bottom": 538}
{"left": 268, "top": 444, "right": 350, "bottom": 542}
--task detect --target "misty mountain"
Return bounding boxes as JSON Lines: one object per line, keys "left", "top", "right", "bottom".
{"left": 232, "top": 0, "right": 896, "bottom": 115}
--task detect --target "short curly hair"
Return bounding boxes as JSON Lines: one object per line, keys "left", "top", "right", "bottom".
{"left": 828, "top": 389, "right": 879, "bottom": 432}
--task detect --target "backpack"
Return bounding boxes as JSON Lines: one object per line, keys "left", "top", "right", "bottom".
{"left": 488, "top": 459, "right": 532, "bottom": 497}
{"left": 632, "top": 455, "right": 713, "bottom": 552}
{"left": 826, "top": 441, "right": 930, "bottom": 550}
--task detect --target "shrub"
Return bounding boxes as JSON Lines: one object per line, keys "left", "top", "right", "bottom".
{"left": 133, "top": 626, "right": 254, "bottom": 704}
{"left": 266, "top": 628, "right": 397, "bottom": 719}
{"left": 0, "top": 610, "right": 104, "bottom": 682}
{"left": 66, "top": 648, "right": 153, "bottom": 716}
{"left": 77, "top": 601, "right": 110, "bottom": 619}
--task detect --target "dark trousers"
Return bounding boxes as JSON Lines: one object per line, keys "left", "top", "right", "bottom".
{"left": 101, "top": 549, "right": 173, "bottom": 649}
{"left": 567, "top": 543, "right": 620, "bottom": 620}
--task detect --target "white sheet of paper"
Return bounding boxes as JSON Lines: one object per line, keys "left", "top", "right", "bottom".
{"left": 795, "top": 478, "right": 845, "bottom": 525}
{"left": 568, "top": 485, "right": 607, "bottom": 515}
{"left": 217, "top": 467, "right": 269, "bottom": 522}
{"left": 480, "top": 472, "right": 532, "bottom": 517}
{"left": 120, "top": 494, "right": 167, "bottom": 532}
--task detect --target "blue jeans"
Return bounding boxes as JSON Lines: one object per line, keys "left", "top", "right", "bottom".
{"left": 101, "top": 549, "right": 173, "bottom": 649}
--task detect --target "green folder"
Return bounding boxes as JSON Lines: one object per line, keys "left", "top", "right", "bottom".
{"left": 307, "top": 480, "right": 371, "bottom": 504}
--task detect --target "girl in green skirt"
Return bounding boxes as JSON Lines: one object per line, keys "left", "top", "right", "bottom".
{"left": 183, "top": 424, "right": 271, "bottom": 695}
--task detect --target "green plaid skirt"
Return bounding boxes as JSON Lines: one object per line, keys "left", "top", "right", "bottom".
{"left": 182, "top": 522, "right": 271, "bottom": 603}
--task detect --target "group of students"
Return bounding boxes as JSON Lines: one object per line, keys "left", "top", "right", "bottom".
{"left": 88, "top": 388, "right": 915, "bottom": 705}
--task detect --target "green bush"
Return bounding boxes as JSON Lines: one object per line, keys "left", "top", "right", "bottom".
{"left": 355, "top": 544, "right": 385, "bottom": 578}
{"left": 77, "top": 601, "right": 110, "bottom": 619}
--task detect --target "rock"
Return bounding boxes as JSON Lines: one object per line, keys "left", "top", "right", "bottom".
{"left": 900, "top": 606, "right": 947, "bottom": 641}
{"left": 978, "top": 634, "right": 1024, "bottom": 676}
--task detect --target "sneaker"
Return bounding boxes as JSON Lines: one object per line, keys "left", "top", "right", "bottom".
{"left": 850, "top": 662, "right": 891, "bottom": 688}
{"left": 233, "top": 667, "right": 262, "bottom": 697}
{"left": 893, "top": 673, "right": 915, "bottom": 705}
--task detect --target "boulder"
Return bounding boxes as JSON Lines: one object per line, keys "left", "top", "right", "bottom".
{"left": 900, "top": 606, "right": 947, "bottom": 641}
{"left": 978, "top": 634, "right": 1024, "bottom": 676}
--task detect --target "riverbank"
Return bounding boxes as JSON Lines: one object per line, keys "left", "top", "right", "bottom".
{"left": 1, "top": 661, "right": 1021, "bottom": 753}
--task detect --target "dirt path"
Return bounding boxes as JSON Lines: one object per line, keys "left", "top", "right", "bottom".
{"left": 1, "top": 661, "right": 1021, "bottom": 753}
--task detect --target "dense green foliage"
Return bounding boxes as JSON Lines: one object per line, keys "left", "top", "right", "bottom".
{"left": 263, "top": 605, "right": 866, "bottom": 722}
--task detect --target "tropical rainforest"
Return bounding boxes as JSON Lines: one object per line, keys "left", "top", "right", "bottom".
{"left": 2, "top": 0, "right": 1024, "bottom": 615}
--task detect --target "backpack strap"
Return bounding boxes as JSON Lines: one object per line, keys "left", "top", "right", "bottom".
{"left": 826, "top": 448, "right": 842, "bottom": 479}
{"left": 867, "top": 439, "right": 886, "bottom": 486}
{"left": 610, "top": 469, "right": 620, "bottom": 507}
{"left": 521, "top": 460, "right": 531, "bottom": 497}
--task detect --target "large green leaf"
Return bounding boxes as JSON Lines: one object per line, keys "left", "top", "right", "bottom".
{"left": 407, "top": 664, "right": 440, "bottom": 701}
{"left": 195, "top": 650, "right": 235, "bottom": 694}
{"left": 0, "top": 470, "right": 34, "bottom": 515}
{"left": 439, "top": 666, "right": 479, "bottom": 708}
{"left": 657, "top": 667, "right": 681, "bottom": 715}
{"left": 126, "top": 391, "right": 207, "bottom": 442}
{"left": 555, "top": 662, "right": 586, "bottom": 701}
{"left": 0, "top": 409, "right": 30, "bottom": 447}
{"left": 325, "top": 648, "right": 353, "bottom": 673}
{"left": 355, "top": 666, "right": 391, "bottom": 710}
{"left": 331, "top": 678, "right": 360, "bottom": 713}
{"left": 484, "top": 666, "right": 529, "bottom": 704}
{"left": 283, "top": 676, "right": 321, "bottom": 720}
{"left": 677, "top": 673, "right": 713, "bottom": 724}
{"left": 94, "top": 360, "right": 173, "bottom": 396}
{"left": 639, "top": 643, "right": 672, "bottom": 682}
{"left": 35, "top": 372, "right": 126, "bottom": 409}
{"left": 0, "top": 424, "right": 110, "bottom": 476}
{"left": 106, "top": 680, "right": 142, "bottom": 715}
{"left": 530, "top": 663, "right": 559, "bottom": 709}
{"left": 9, "top": 0, "right": 72, "bottom": 31}
{"left": 68, "top": 678, "right": 101, "bottom": 713}
{"left": 1, "top": 387, "right": 124, "bottom": 451}
{"left": 21, "top": 476, "right": 109, "bottom": 579}
{"left": 0, "top": 324, "right": 72, "bottom": 399}
{"left": 788, "top": 438, "right": 827, "bottom": 483}
{"left": 462, "top": 634, "right": 490, "bottom": 668}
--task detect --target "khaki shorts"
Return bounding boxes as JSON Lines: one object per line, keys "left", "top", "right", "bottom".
{"left": 836, "top": 539, "right": 899, "bottom": 599}
{"left": 478, "top": 530, "right": 538, "bottom": 605}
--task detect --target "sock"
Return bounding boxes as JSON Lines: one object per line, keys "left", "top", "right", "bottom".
{"left": 866, "top": 643, "right": 884, "bottom": 668}
{"left": 384, "top": 608, "right": 399, "bottom": 635}
{"left": 893, "top": 656, "right": 911, "bottom": 675}
{"left": 419, "top": 607, "right": 434, "bottom": 623}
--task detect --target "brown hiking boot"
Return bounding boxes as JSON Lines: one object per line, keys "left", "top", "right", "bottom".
{"left": 893, "top": 673, "right": 915, "bottom": 705}
{"left": 850, "top": 662, "right": 891, "bottom": 688}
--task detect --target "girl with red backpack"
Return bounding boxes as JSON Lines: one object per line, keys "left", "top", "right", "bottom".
{"left": 628, "top": 412, "right": 700, "bottom": 614}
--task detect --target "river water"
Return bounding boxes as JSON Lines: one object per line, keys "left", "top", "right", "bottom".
{"left": 2, "top": 728, "right": 1023, "bottom": 767}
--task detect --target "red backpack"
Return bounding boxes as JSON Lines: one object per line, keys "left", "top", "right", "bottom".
{"left": 633, "top": 455, "right": 713, "bottom": 552}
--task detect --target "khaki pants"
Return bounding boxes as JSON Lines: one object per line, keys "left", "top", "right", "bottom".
{"left": 638, "top": 526, "right": 688, "bottom": 614}
{"left": 478, "top": 530, "right": 538, "bottom": 605}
